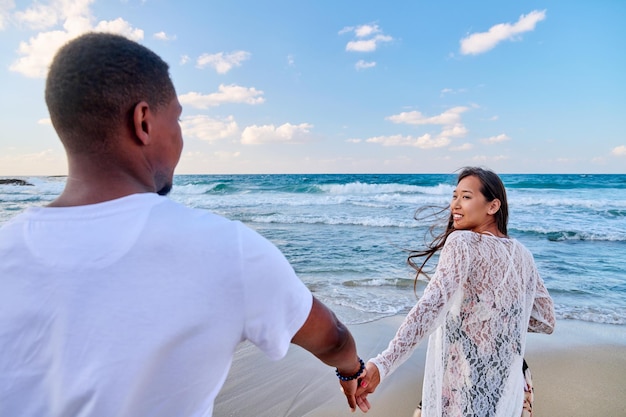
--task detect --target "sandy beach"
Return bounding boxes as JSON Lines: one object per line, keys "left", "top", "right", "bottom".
{"left": 214, "top": 317, "right": 626, "bottom": 417}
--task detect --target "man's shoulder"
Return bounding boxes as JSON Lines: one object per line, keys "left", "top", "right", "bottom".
{"left": 153, "top": 196, "right": 235, "bottom": 228}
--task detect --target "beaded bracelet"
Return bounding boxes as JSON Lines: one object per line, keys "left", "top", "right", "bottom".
{"left": 335, "top": 357, "right": 365, "bottom": 381}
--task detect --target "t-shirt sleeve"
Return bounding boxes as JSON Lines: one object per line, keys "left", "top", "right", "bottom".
{"left": 236, "top": 222, "right": 313, "bottom": 360}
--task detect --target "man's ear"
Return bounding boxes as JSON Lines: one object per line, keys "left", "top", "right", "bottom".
{"left": 488, "top": 199, "right": 501, "bottom": 215}
{"left": 132, "top": 101, "right": 152, "bottom": 145}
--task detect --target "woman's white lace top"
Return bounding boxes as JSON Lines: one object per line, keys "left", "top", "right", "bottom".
{"left": 369, "top": 231, "right": 555, "bottom": 417}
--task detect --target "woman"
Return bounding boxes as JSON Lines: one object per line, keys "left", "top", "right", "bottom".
{"left": 355, "top": 167, "right": 555, "bottom": 416}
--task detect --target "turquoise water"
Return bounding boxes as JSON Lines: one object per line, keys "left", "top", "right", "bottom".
{"left": 2, "top": 174, "right": 625, "bottom": 325}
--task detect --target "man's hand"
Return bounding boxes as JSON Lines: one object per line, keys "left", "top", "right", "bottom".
{"left": 339, "top": 369, "right": 367, "bottom": 412}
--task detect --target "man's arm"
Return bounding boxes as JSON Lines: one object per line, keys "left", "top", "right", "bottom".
{"left": 291, "top": 296, "right": 364, "bottom": 412}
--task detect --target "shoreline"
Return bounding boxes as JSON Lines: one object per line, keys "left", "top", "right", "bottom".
{"left": 214, "top": 317, "right": 626, "bottom": 417}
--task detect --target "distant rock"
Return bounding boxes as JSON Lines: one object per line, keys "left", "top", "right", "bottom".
{"left": 0, "top": 178, "right": 33, "bottom": 186}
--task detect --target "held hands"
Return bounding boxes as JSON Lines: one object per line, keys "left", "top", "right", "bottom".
{"left": 337, "top": 357, "right": 367, "bottom": 412}
{"left": 353, "top": 362, "right": 381, "bottom": 413}
{"left": 339, "top": 375, "right": 365, "bottom": 412}
{"left": 339, "top": 361, "right": 381, "bottom": 413}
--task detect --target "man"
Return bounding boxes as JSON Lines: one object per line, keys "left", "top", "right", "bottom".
{"left": 0, "top": 33, "right": 364, "bottom": 416}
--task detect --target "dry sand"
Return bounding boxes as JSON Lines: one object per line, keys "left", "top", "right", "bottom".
{"left": 214, "top": 317, "right": 626, "bottom": 417}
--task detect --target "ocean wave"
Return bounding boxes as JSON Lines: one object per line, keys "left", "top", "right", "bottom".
{"left": 545, "top": 231, "right": 625, "bottom": 242}
{"left": 503, "top": 174, "right": 626, "bottom": 190}
{"left": 607, "top": 209, "right": 626, "bottom": 217}
{"left": 342, "top": 277, "right": 417, "bottom": 289}
{"left": 321, "top": 293, "right": 626, "bottom": 327}
{"left": 510, "top": 195, "right": 626, "bottom": 210}
{"left": 173, "top": 182, "right": 237, "bottom": 195}
{"left": 319, "top": 182, "right": 454, "bottom": 196}
{"left": 510, "top": 228, "right": 626, "bottom": 242}
{"left": 175, "top": 180, "right": 453, "bottom": 197}
{"left": 555, "top": 304, "right": 625, "bottom": 325}
{"left": 247, "top": 213, "right": 419, "bottom": 228}
{"left": 0, "top": 195, "right": 45, "bottom": 203}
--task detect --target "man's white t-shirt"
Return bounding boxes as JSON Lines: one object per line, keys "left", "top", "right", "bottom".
{"left": 0, "top": 193, "right": 313, "bottom": 416}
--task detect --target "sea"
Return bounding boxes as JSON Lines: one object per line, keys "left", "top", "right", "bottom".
{"left": 1, "top": 173, "right": 625, "bottom": 327}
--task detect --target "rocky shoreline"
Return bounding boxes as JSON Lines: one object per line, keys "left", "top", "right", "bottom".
{"left": 0, "top": 179, "right": 33, "bottom": 186}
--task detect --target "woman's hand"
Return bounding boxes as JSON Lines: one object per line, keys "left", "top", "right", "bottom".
{"left": 354, "top": 362, "right": 381, "bottom": 412}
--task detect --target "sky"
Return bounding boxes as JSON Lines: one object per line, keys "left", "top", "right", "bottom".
{"left": 1, "top": 0, "right": 625, "bottom": 176}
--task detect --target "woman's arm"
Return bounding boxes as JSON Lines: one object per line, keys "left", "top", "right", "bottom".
{"left": 368, "top": 232, "right": 470, "bottom": 382}
{"left": 528, "top": 272, "right": 556, "bottom": 334}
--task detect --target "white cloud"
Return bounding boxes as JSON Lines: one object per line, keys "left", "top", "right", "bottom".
{"left": 338, "top": 25, "right": 354, "bottom": 35}
{"left": 460, "top": 9, "right": 547, "bottom": 55}
{"left": 440, "top": 124, "right": 468, "bottom": 138}
{"left": 37, "top": 118, "right": 52, "bottom": 125}
{"left": 612, "top": 145, "right": 626, "bottom": 156}
{"left": 181, "top": 115, "right": 238, "bottom": 143}
{"left": 440, "top": 87, "right": 468, "bottom": 96}
{"left": 0, "top": 0, "right": 15, "bottom": 31}
{"left": 196, "top": 50, "right": 250, "bottom": 74}
{"left": 94, "top": 17, "right": 143, "bottom": 40}
{"left": 472, "top": 154, "right": 510, "bottom": 163}
{"left": 153, "top": 31, "right": 175, "bottom": 41}
{"left": 241, "top": 123, "right": 313, "bottom": 145}
{"left": 339, "top": 23, "right": 380, "bottom": 38}
{"left": 13, "top": 1, "right": 58, "bottom": 30}
{"left": 387, "top": 106, "right": 469, "bottom": 126}
{"left": 341, "top": 23, "right": 393, "bottom": 52}
{"left": 481, "top": 134, "right": 511, "bottom": 144}
{"left": 450, "top": 143, "right": 473, "bottom": 151}
{"left": 179, "top": 84, "right": 265, "bottom": 109}
{"left": 0, "top": 149, "right": 66, "bottom": 175}
{"left": 355, "top": 59, "right": 376, "bottom": 70}
{"left": 10, "top": 30, "right": 76, "bottom": 78}
{"left": 214, "top": 151, "right": 241, "bottom": 160}
{"left": 287, "top": 54, "right": 295, "bottom": 67}
{"left": 346, "top": 34, "right": 392, "bottom": 52}
{"left": 180, "top": 54, "right": 190, "bottom": 65}
{"left": 372, "top": 106, "right": 472, "bottom": 149}
{"left": 366, "top": 133, "right": 451, "bottom": 149}
{"left": 13, "top": 0, "right": 94, "bottom": 31}
{"left": 9, "top": 0, "right": 143, "bottom": 78}
{"left": 355, "top": 24, "right": 379, "bottom": 38}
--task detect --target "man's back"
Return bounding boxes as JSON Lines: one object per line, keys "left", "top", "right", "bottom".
{"left": 0, "top": 193, "right": 312, "bottom": 416}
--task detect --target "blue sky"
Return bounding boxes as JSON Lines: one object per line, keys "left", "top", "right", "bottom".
{"left": 1, "top": 0, "right": 624, "bottom": 175}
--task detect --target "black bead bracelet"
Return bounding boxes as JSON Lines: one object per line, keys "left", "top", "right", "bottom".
{"left": 335, "top": 357, "right": 365, "bottom": 381}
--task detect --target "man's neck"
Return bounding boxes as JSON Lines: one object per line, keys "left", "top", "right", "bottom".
{"left": 49, "top": 163, "right": 157, "bottom": 207}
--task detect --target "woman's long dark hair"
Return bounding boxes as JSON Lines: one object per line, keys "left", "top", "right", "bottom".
{"left": 408, "top": 167, "right": 509, "bottom": 287}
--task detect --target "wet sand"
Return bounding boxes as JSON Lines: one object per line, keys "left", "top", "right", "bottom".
{"left": 214, "top": 317, "right": 626, "bottom": 416}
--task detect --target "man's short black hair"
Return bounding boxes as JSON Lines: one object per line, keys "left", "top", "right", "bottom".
{"left": 45, "top": 32, "right": 176, "bottom": 153}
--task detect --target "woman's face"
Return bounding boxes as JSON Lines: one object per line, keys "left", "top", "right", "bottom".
{"left": 450, "top": 175, "right": 498, "bottom": 233}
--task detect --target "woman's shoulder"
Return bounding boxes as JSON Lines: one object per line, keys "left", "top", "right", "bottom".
{"left": 453, "top": 231, "right": 535, "bottom": 260}
{"left": 446, "top": 230, "right": 515, "bottom": 248}
{"left": 443, "top": 230, "right": 477, "bottom": 250}
{"left": 446, "top": 229, "right": 476, "bottom": 243}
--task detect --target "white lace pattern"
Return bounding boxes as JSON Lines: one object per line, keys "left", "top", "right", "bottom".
{"left": 370, "top": 231, "right": 555, "bottom": 417}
